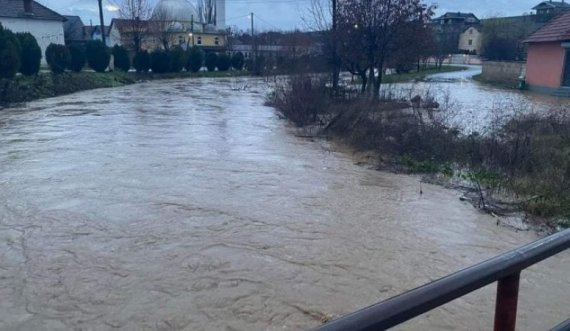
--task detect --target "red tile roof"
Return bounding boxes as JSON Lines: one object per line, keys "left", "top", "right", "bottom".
{"left": 525, "top": 10, "right": 570, "bottom": 43}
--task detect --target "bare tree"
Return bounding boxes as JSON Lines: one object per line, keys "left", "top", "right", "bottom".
{"left": 150, "top": 8, "right": 173, "bottom": 50}
{"left": 432, "top": 29, "right": 457, "bottom": 69}
{"left": 337, "top": 0, "right": 434, "bottom": 98}
{"left": 113, "top": 0, "right": 152, "bottom": 51}
{"left": 302, "top": 0, "right": 332, "bottom": 31}
{"left": 302, "top": 0, "right": 340, "bottom": 94}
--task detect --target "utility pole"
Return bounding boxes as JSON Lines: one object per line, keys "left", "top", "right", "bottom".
{"left": 98, "top": 0, "right": 106, "bottom": 45}
{"left": 332, "top": 0, "right": 339, "bottom": 94}
{"left": 251, "top": 12, "right": 256, "bottom": 72}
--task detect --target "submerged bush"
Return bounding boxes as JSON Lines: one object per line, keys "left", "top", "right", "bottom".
{"left": 113, "top": 45, "right": 130, "bottom": 72}
{"left": 185, "top": 46, "right": 203, "bottom": 73}
{"left": 270, "top": 76, "right": 570, "bottom": 223}
{"left": 217, "top": 53, "right": 231, "bottom": 71}
{"left": 150, "top": 49, "right": 170, "bottom": 74}
{"left": 45, "top": 44, "right": 70, "bottom": 74}
{"left": 68, "top": 44, "right": 86, "bottom": 72}
{"left": 231, "top": 52, "right": 245, "bottom": 70}
{"left": 205, "top": 52, "right": 218, "bottom": 72}
{"left": 86, "top": 40, "right": 110, "bottom": 73}
{"left": 16, "top": 32, "right": 41, "bottom": 76}
{"left": 133, "top": 50, "right": 150, "bottom": 73}
{"left": 169, "top": 46, "right": 185, "bottom": 72}
{"left": 0, "top": 23, "right": 21, "bottom": 79}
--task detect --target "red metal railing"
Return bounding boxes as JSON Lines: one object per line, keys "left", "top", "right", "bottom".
{"left": 312, "top": 228, "right": 570, "bottom": 331}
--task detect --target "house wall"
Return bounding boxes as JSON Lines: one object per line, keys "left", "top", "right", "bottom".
{"left": 458, "top": 27, "right": 482, "bottom": 54}
{"left": 92, "top": 31, "right": 119, "bottom": 47}
{"left": 169, "top": 32, "right": 227, "bottom": 49}
{"left": 526, "top": 42, "right": 565, "bottom": 88}
{"left": 482, "top": 61, "right": 526, "bottom": 83}
{"left": 109, "top": 26, "right": 122, "bottom": 47}
{"left": 0, "top": 17, "right": 64, "bottom": 65}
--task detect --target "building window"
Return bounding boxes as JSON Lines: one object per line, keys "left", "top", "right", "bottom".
{"left": 469, "top": 29, "right": 473, "bottom": 35}
{"left": 214, "top": 37, "right": 219, "bottom": 45}
{"left": 179, "top": 36, "right": 185, "bottom": 44}
{"left": 197, "top": 36, "right": 202, "bottom": 45}
{"left": 468, "top": 39, "right": 473, "bottom": 46}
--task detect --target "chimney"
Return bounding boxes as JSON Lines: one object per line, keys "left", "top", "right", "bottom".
{"left": 23, "top": 0, "right": 33, "bottom": 15}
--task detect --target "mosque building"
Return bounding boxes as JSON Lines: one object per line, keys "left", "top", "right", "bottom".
{"left": 150, "top": 0, "right": 227, "bottom": 49}
{"left": 108, "top": 0, "right": 227, "bottom": 51}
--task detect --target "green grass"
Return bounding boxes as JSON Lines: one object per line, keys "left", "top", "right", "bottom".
{"left": 0, "top": 70, "right": 252, "bottom": 106}
{"left": 382, "top": 65, "right": 468, "bottom": 84}
{"left": 132, "top": 70, "right": 251, "bottom": 80}
{"left": 472, "top": 74, "right": 520, "bottom": 90}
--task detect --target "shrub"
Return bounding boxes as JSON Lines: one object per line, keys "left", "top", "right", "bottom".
{"left": 217, "top": 53, "right": 231, "bottom": 71}
{"left": 86, "top": 40, "right": 110, "bottom": 73}
{"left": 0, "top": 24, "right": 21, "bottom": 79}
{"left": 256, "top": 55, "right": 266, "bottom": 74}
{"left": 67, "top": 44, "right": 86, "bottom": 72}
{"left": 0, "top": 24, "right": 22, "bottom": 58}
{"left": 112, "top": 45, "right": 130, "bottom": 72}
{"left": 169, "top": 46, "right": 185, "bottom": 72}
{"left": 133, "top": 50, "right": 150, "bottom": 73}
{"left": 45, "top": 44, "right": 70, "bottom": 74}
{"left": 16, "top": 32, "right": 41, "bottom": 76}
{"left": 205, "top": 52, "right": 218, "bottom": 72}
{"left": 231, "top": 52, "right": 245, "bottom": 70}
{"left": 185, "top": 46, "right": 203, "bottom": 73}
{"left": 150, "top": 49, "right": 170, "bottom": 74}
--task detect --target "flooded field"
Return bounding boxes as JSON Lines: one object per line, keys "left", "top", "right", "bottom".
{"left": 0, "top": 76, "right": 569, "bottom": 330}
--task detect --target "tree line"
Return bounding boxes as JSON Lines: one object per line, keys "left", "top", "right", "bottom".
{"left": 307, "top": 0, "right": 436, "bottom": 98}
{"left": 0, "top": 23, "right": 246, "bottom": 79}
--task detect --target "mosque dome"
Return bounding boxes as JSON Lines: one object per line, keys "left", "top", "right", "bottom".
{"left": 152, "top": 0, "right": 199, "bottom": 23}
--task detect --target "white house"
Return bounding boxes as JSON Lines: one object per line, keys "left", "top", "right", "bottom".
{"left": 458, "top": 26, "right": 483, "bottom": 54}
{"left": 91, "top": 24, "right": 122, "bottom": 47}
{"left": 0, "top": 0, "right": 66, "bottom": 64}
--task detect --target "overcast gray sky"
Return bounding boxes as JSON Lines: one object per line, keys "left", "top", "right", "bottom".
{"left": 38, "top": 0, "right": 543, "bottom": 31}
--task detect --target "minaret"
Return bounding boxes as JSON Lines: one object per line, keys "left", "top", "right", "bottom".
{"left": 215, "top": 0, "right": 225, "bottom": 30}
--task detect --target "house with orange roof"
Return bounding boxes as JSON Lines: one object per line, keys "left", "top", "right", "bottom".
{"left": 525, "top": 10, "right": 570, "bottom": 94}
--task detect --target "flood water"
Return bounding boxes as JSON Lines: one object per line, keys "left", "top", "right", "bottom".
{"left": 1, "top": 76, "right": 569, "bottom": 331}
{"left": 384, "top": 65, "right": 570, "bottom": 133}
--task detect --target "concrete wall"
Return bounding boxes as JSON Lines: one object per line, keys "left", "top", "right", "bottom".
{"left": 481, "top": 61, "right": 526, "bottom": 83}
{"left": 0, "top": 17, "right": 64, "bottom": 65}
{"left": 450, "top": 54, "right": 482, "bottom": 65}
{"left": 526, "top": 42, "right": 565, "bottom": 88}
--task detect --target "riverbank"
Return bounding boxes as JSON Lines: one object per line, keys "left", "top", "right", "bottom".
{"left": 0, "top": 70, "right": 250, "bottom": 107}
{"left": 384, "top": 65, "right": 468, "bottom": 83}
{"left": 472, "top": 73, "right": 519, "bottom": 90}
{"left": 268, "top": 76, "right": 570, "bottom": 233}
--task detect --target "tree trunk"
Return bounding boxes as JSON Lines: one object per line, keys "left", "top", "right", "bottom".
{"left": 373, "top": 67, "right": 383, "bottom": 99}
{"left": 366, "top": 66, "right": 375, "bottom": 97}
{"left": 331, "top": 0, "right": 339, "bottom": 95}
{"left": 360, "top": 71, "right": 367, "bottom": 94}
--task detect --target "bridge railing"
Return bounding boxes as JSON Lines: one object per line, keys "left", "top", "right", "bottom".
{"left": 312, "top": 228, "right": 570, "bottom": 331}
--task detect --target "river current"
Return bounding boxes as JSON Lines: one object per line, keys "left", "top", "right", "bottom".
{"left": 0, "top": 76, "right": 569, "bottom": 330}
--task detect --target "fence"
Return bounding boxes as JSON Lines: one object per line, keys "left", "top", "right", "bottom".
{"left": 313, "top": 228, "right": 570, "bottom": 331}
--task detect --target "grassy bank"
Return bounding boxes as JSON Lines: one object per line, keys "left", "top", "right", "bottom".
{"left": 383, "top": 65, "right": 468, "bottom": 84}
{"left": 472, "top": 74, "right": 520, "bottom": 90}
{"left": 0, "top": 70, "right": 251, "bottom": 106}
{"left": 268, "top": 76, "right": 570, "bottom": 231}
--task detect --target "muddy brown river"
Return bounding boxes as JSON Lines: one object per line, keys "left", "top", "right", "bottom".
{"left": 0, "top": 77, "right": 569, "bottom": 330}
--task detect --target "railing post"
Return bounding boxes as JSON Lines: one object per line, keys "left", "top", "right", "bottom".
{"left": 494, "top": 272, "right": 521, "bottom": 331}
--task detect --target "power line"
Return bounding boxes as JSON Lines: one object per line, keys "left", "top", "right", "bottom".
{"left": 255, "top": 14, "right": 281, "bottom": 31}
